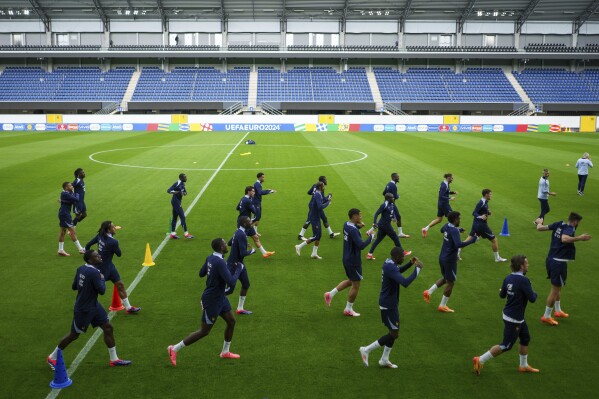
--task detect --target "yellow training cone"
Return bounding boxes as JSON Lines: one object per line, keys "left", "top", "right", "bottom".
{"left": 142, "top": 243, "right": 155, "bottom": 266}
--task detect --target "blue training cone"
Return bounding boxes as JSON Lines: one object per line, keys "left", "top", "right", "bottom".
{"left": 49, "top": 348, "right": 73, "bottom": 389}
{"left": 499, "top": 217, "right": 510, "bottom": 237}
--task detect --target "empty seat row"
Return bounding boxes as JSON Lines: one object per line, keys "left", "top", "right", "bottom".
{"left": 407, "top": 46, "right": 517, "bottom": 52}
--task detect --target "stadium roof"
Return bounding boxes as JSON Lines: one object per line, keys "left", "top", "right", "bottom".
{"left": 0, "top": 0, "right": 597, "bottom": 26}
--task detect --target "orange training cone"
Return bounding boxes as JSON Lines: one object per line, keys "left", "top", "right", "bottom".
{"left": 108, "top": 285, "right": 125, "bottom": 311}
{"left": 142, "top": 243, "right": 155, "bottom": 267}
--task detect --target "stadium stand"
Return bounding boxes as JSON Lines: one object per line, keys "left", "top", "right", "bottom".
{"left": 227, "top": 45, "right": 280, "bottom": 51}
{"left": 257, "top": 67, "right": 373, "bottom": 103}
{"left": 108, "top": 45, "right": 220, "bottom": 51}
{"left": 406, "top": 46, "right": 517, "bottom": 52}
{"left": 131, "top": 67, "right": 249, "bottom": 104}
{"left": 287, "top": 45, "right": 396, "bottom": 51}
{"left": 0, "top": 67, "right": 133, "bottom": 102}
{"left": 524, "top": 43, "right": 599, "bottom": 53}
{"left": 374, "top": 67, "right": 522, "bottom": 103}
{"left": 513, "top": 68, "right": 599, "bottom": 103}
{"left": 0, "top": 45, "right": 102, "bottom": 51}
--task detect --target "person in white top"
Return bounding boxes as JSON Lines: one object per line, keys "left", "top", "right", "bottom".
{"left": 575, "top": 152, "right": 593, "bottom": 196}
{"left": 536, "top": 169, "right": 556, "bottom": 225}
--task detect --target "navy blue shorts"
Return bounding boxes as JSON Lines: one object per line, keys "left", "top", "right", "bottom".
{"left": 71, "top": 303, "right": 108, "bottom": 334}
{"left": 546, "top": 258, "right": 568, "bottom": 287}
{"left": 304, "top": 210, "right": 329, "bottom": 226}
{"left": 343, "top": 262, "right": 363, "bottom": 282}
{"left": 500, "top": 319, "right": 530, "bottom": 351}
{"left": 437, "top": 202, "right": 452, "bottom": 218}
{"left": 59, "top": 214, "right": 74, "bottom": 228}
{"left": 380, "top": 307, "right": 400, "bottom": 331}
{"left": 245, "top": 226, "right": 257, "bottom": 237}
{"left": 201, "top": 297, "right": 232, "bottom": 325}
{"left": 74, "top": 201, "right": 87, "bottom": 214}
{"left": 99, "top": 263, "right": 121, "bottom": 284}
{"left": 439, "top": 259, "right": 457, "bottom": 282}
{"left": 310, "top": 219, "right": 322, "bottom": 240}
{"left": 469, "top": 222, "right": 495, "bottom": 240}
{"left": 253, "top": 203, "right": 262, "bottom": 221}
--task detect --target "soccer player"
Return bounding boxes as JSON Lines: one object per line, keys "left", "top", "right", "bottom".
{"left": 366, "top": 193, "right": 412, "bottom": 260}
{"left": 252, "top": 172, "right": 276, "bottom": 234}
{"left": 473, "top": 255, "right": 539, "bottom": 375}
{"left": 324, "top": 208, "right": 375, "bottom": 317}
{"left": 536, "top": 212, "right": 592, "bottom": 326}
{"left": 359, "top": 248, "right": 423, "bottom": 369}
{"left": 295, "top": 181, "right": 329, "bottom": 259}
{"left": 47, "top": 250, "right": 131, "bottom": 369}
{"left": 423, "top": 211, "right": 478, "bottom": 312}
{"left": 536, "top": 169, "right": 556, "bottom": 224}
{"left": 167, "top": 238, "right": 244, "bottom": 366}
{"left": 575, "top": 152, "right": 593, "bottom": 195}
{"left": 237, "top": 186, "right": 275, "bottom": 258}
{"left": 382, "top": 172, "right": 409, "bottom": 238}
{"left": 225, "top": 216, "right": 257, "bottom": 315}
{"left": 57, "top": 181, "right": 85, "bottom": 256}
{"left": 459, "top": 189, "right": 507, "bottom": 262}
{"left": 422, "top": 173, "right": 458, "bottom": 238}
{"left": 72, "top": 168, "right": 87, "bottom": 226}
{"left": 167, "top": 173, "right": 194, "bottom": 239}
{"left": 85, "top": 221, "right": 141, "bottom": 314}
{"left": 298, "top": 176, "right": 340, "bottom": 240}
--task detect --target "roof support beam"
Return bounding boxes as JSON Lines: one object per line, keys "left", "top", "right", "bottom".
{"left": 341, "top": 0, "right": 350, "bottom": 32}
{"left": 157, "top": 0, "right": 167, "bottom": 31}
{"left": 91, "top": 0, "right": 109, "bottom": 32}
{"left": 516, "top": 0, "right": 542, "bottom": 33}
{"left": 28, "top": 0, "right": 50, "bottom": 32}
{"left": 399, "top": 0, "right": 414, "bottom": 33}
{"left": 575, "top": 0, "right": 599, "bottom": 33}
{"left": 220, "top": 0, "right": 227, "bottom": 31}
{"left": 457, "top": 0, "right": 477, "bottom": 33}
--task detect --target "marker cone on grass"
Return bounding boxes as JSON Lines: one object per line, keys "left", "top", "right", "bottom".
{"left": 108, "top": 285, "right": 125, "bottom": 311}
{"left": 499, "top": 217, "right": 510, "bottom": 237}
{"left": 142, "top": 243, "right": 155, "bottom": 267}
{"left": 49, "top": 349, "right": 72, "bottom": 389}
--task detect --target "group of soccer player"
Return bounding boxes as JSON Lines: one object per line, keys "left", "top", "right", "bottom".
{"left": 50, "top": 162, "right": 592, "bottom": 376}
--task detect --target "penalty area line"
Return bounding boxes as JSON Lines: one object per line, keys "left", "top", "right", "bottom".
{"left": 45, "top": 132, "right": 250, "bottom": 399}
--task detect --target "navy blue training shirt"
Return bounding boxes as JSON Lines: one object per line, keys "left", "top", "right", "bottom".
{"left": 439, "top": 223, "right": 475, "bottom": 262}
{"left": 547, "top": 221, "right": 577, "bottom": 260}
{"left": 85, "top": 233, "right": 121, "bottom": 267}
{"left": 72, "top": 264, "right": 106, "bottom": 312}
{"left": 379, "top": 259, "right": 419, "bottom": 309}
{"left": 500, "top": 272, "right": 537, "bottom": 323}
{"left": 373, "top": 201, "right": 399, "bottom": 227}
{"left": 200, "top": 253, "right": 242, "bottom": 304}
{"left": 382, "top": 181, "right": 399, "bottom": 200}
{"left": 342, "top": 221, "right": 373, "bottom": 266}
{"left": 167, "top": 180, "right": 187, "bottom": 205}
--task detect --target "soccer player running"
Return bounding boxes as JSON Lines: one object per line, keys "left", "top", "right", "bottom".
{"left": 295, "top": 181, "right": 329, "bottom": 259}
{"left": 366, "top": 193, "right": 412, "bottom": 261}
{"left": 252, "top": 172, "right": 276, "bottom": 234}
{"left": 536, "top": 212, "right": 591, "bottom": 326}
{"left": 459, "top": 189, "right": 507, "bottom": 262}
{"left": 57, "top": 181, "right": 85, "bottom": 256}
{"left": 168, "top": 238, "right": 244, "bottom": 366}
{"left": 85, "top": 221, "right": 141, "bottom": 314}
{"left": 422, "top": 173, "right": 458, "bottom": 238}
{"left": 423, "top": 211, "right": 478, "bottom": 312}
{"left": 382, "top": 172, "right": 410, "bottom": 238}
{"left": 167, "top": 173, "right": 194, "bottom": 239}
{"left": 47, "top": 250, "right": 131, "bottom": 369}
{"left": 536, "top": 168, "right": 556, "bottom": 224}
{"left": 298, "top": 176, "right": 340, "bottom": 240}
{"left": 225, "top": 216, "right": 257, "bottom": 315}
{"left": 72, "top": 168, "right": 87, "bottom": 226}
{"left": 575, "top": 152, "right": 593, "bottom": 195}
{"left": 359, "top": 247, "right": 423, "bottom": 369}
{"left": 324, "top": 208, "right": 375, "bottom": 317}
{"left": 473, "top": 255, "right": 539, "bottom": 375}
{"left": 237, "top": 186, "right": 275, "bottom": 258}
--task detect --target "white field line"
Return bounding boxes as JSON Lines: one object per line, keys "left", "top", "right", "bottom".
{"left": 46, "top": 132, "right": 250, "bottom": 399}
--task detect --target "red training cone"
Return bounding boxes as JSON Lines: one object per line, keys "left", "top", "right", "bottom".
{"left": 108, "top": 285, "right": 125, "bottom": 311}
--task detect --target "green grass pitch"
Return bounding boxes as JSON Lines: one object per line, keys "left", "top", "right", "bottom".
{"left": 1, "top": 130, "right": 598, "bottom": 398}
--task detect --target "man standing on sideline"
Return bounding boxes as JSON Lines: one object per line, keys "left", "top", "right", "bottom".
{"left": 47, "top": 250, "right": 131, "bottom": 369}
{"left": 459, "top": 189, "right": 507, "bottom": 262}
{"left": 575, "top": 153, "right": 593, "bottom": 195}
{"left": 324, "top": 208, "right": 375, "bottom": 317}
{"left": 252, "top": 172, "right": 276, "bottom": 234}
{"left": 298, "top": 176, "right": 340, "bottom": 240}
{"left": 167, "top": 238, "right": 244, "bottom": 366}
{"left": 58, "top": 182, "right": 85, "bottom": 256}
{"left": 85, "top": 221, "right": 141, "bottom": 314}
{"left": 382, "top": 172, "right": 409, "bottom": 238}
{"left": 225, "top": 216, "right": 257, "bottom": 315}
{"left": 366, "top": 193, "right": 412, "bottom": 260}
{"left": 536, "top": 169, "right": 556, "bottom": 224}
{"left": 423, "top": 211, "right": 478, "bottom": 312}
{"left": 167, "top": 173, "right": 194, "bottom": 239}
{"left": 536, "top": 212, "right": 591, "bottom": 326}
{"left": 237, "top": 186, "right": 275, "bottom": 258}
{"left": 473, "top": 255, "right": 539, "bottom": 375}
{"left": 296, "top": 181, "right": 329, "bottom": 259}
{"left": 422, "top": 173, "right": 458, "bottom": 238}
{"left": 72, "top": 168, "right": 87, "bottom": 226}
{"left": 359, "top": 248, "right": 423, "bottom": 369}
